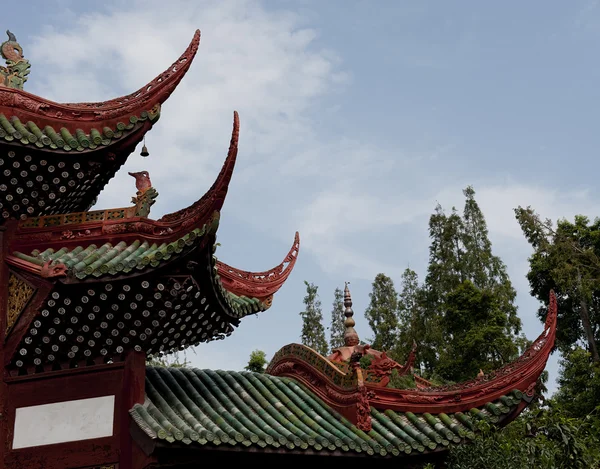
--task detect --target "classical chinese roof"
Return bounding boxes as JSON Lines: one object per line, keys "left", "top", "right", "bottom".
{"left": 0, "top": 30, "right": 200, "bottom": 220}
{"left": 130, "top": 366, "right": 529, "bottom": 459}
{"left": 3, "top": 110, "right": 300, "bottom": 376}
{"left": 265, "top": 287, "right": 557, "bottom": 431}
{"left": 125, "top": 289, "right": 557, "bottom": 462}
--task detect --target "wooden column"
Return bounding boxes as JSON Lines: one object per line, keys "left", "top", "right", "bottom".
{"left": 119, "top": 351, "right": 146, "bottom": 469}
{"left": 0, "top": 224, "right": 8, "bottom": 469}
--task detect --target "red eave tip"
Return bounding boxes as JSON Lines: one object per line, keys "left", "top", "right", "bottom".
{"left": 217, "top": 230, "right": 301, "bottom": 301}
{"left": 0, "top": 29, "right": 203, "bottom": 132}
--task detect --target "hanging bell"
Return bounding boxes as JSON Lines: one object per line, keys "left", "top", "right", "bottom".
{"left": 140, "top": 136, "right": 149, "bottom": 157}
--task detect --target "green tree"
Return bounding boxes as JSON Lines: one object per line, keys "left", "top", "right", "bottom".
{"left": 446, "top": 408, "right": 600, "bottom": 469}
{"left": 147, "top": 351, "right": 190, "bottom": 368}
{"left": 462, "top": 187, "right": 520, "bottom": 337}
{"left": 419, "top": 187, "right": 521, "bottom": 379}
{"left": 395, "top": 268, "right": 426, "bottom": 368}
{"left": 553, "top": 347, "right": 600, "bottom": 418}
{"left": 329, "top": 287, "right": 345, "bottom": 353}
{"left": 365, "top": 273, "right": 399, "bottom": 352}
{"left": 420, "top": 204, "right": 465, "bottom": 374}
{"left": 300, "top": 281, "right": 328, "bottom": 356}
{"left": 437, "top": 280, "right": 519, "bottom": 381}
{"left": 424, "top": 204, "right": 465, "bottom": 303}
{"left": 244, "top": 349, "right": 268, "bottom": 373}
{"left": 515, "top": 208, "right": 600, "bottom": 363}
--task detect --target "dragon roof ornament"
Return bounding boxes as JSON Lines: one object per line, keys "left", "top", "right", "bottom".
{"left": 325, "top": 283, "right": 412, "bottom": 385}
{"left": 0, "top": 30, "right": 30, "bottom": 90}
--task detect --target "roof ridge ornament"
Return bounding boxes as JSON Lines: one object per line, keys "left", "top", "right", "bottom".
{"left": 0, "top": 30, "right": 30, "bottom": 90}
{"left": 128, "top": 171, "right": 158, "bottom": 218}
{"left": 343, "top": 282, "right": 359, "bottom": 346}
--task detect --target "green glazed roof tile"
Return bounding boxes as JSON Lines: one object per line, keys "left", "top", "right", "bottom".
{"left": 13, "top": 229, "right": 200, "bottom": 279}
{"left": 0, "top": 107, "right": 160, "bottom": 152}
{"left": 130, "top": 366, "right": 527, "bottom": 458}
{"left": 209, "top": 255, "right": 270, "bottom": 318}
{"left": 13, "top": 219, "right": 268, "bottom": 318}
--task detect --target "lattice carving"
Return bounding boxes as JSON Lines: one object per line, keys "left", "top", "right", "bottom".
{"left": 76, "top": 465, "right": 116, "bottom": 469}
{"left": 6, "top": 272, "right": 35, "bottom": 335}
{"left": 20, "top": 174, "right": 159, "bottom": 230}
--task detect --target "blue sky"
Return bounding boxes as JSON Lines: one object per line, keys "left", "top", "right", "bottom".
{"left": 9, "top": 0, "right": 600, "bottom": 392}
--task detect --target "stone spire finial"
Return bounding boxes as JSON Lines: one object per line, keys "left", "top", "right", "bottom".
{"left": 343, "top": 282, "right": 359, "bottom": 346}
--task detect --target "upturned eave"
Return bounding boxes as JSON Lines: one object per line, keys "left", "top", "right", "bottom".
{"left": 0, "top": 30, "right": 200, "bottom": 136}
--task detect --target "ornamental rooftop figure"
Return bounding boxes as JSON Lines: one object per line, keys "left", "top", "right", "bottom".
{"left": 325, "top": 282, "right": 416, "bottom": 388}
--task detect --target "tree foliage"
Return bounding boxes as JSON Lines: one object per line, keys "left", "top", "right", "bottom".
{"left": 147, "top": 351, "right": 191, "bottom": 368}
{"left": 244, "top": 349, "right": 268, "bottom": 373}
{"left": 462, "top": 187, "right": 520, "bottom": 336}
{"left": 515, "top": 208, "right": 600, "bottom": 362}
{"left": 418, "top": 187, "right": 522, "bottom": 379}
{"left": 365, "top": 273, "right": 399, "bottom": 352}
{"left": 329, "top": 287, "right": 345, "bottom": 353}
{"left": 437, "top": 280, "right": 519, "bottom": 381}
{"left": 553, "top": 347, "right": 600, "bottom": 418}
{"left": 395, "top": 268, "right": 426, "bottom": 367}
{"left": 444, "top": 407, "right": 600, "bottom": 469}
{"left": 300, "top": 281, "right": 328, "bottom": 356}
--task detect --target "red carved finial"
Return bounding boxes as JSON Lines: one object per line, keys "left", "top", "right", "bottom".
{"left": 343, "top": 282, "right": 359, "bottom": 347}
{"left": 546, "top": 289, "right": 558, "bottom": 329}
{"left": 128, "top": 171, "right": 152, "bottom": 192}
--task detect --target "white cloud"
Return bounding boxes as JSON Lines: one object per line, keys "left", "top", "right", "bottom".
{"left": 27, "top": 0, "right": 347, "bottom": 219}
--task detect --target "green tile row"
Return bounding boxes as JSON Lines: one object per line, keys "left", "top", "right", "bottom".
{"left": 13, "top": 220, "right": 213, "bottom": 279}
{"left": 0, "top": 107, "right": 159, "bottom": 151}
{"left": 130, "top": 366, "right": 525, "bottom": 457}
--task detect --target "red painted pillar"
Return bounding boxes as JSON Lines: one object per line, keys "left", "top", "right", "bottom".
{"left": 0, "top": 225, "right": 8, "bottom": 469}
{"left": 119, "top": 351, "right": 146, "bottom": 469}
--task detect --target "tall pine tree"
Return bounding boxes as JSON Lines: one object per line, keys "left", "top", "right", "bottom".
{"left": 420, "top": 204, "right": 464, "bottom": 375}
{"left": 420, "top": 187, "right": 521, "bottom": 380}
{"left": 365, "top": 273, "right": 399, "bottom": 352}
{"left": 395, "top": 268, "right": 427, "bottom": 369}
{"left": 300, "top": 281, "right": 328, "bottom": 356}
{"left": 515, "top": 208, "right": 600, "bottom": 363}
{"left": 437, "top": 279, "right": 521, "bottom": 381}
{"left": 329, "top": 287, "right": 345, "bottom": 353}
{"left": 463, "top": 186, "right": 520, "bottom": 337}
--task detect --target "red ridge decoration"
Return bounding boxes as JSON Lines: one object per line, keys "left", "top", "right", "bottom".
{"left": 217, "top": 231, "right": 300, "bottom": 303}
{"left": 352, "top": 364, "right": 373, "bottom": 432}
{"left": 0, "top": 30, "right": 201, "bottom": 133}
{"left": 39, "top": 260, "right": 68, "bottom": 278}
{"left": 414, "top": 374, "right": 433, "bottom": 390}
{"left": 268, "top": 290, "right": 558, "bottom": 420}
{"left": 326, "top": 283, "right": 411, "bottom": 387}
